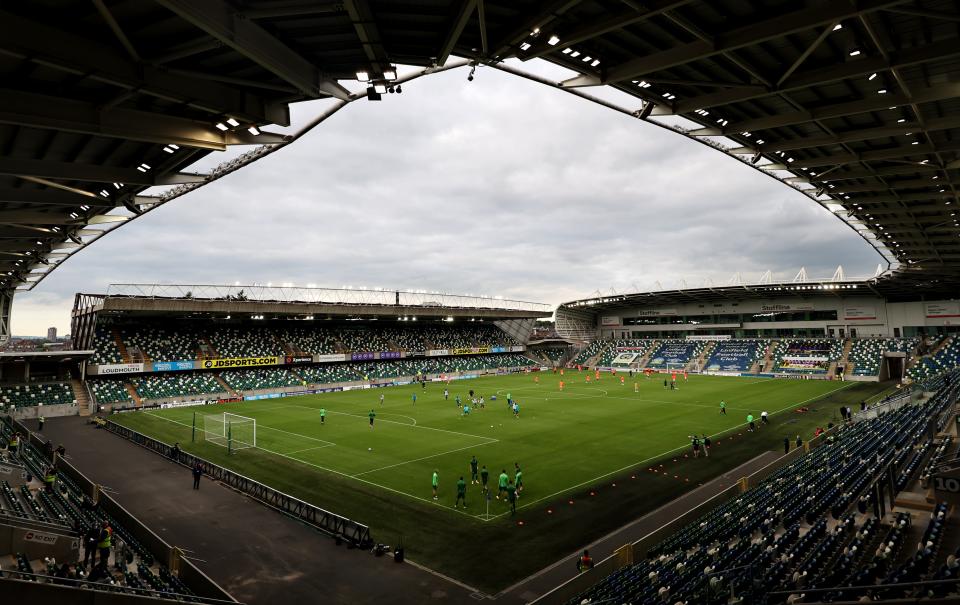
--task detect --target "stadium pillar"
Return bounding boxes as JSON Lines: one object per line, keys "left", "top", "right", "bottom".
{"left": 0, "top": 289, "right": 11, "bottom": 347}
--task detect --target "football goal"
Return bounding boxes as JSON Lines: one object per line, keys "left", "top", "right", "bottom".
{"left": 201, "top": 412, "right": 257, "bottom": 452}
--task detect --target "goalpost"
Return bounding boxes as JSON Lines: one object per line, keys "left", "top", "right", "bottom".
{"left": 198, "top": 412, "right": 257, "bottom": 453}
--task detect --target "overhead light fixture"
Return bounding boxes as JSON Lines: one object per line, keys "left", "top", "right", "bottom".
{"left": 383, "top": 67, "right": 397, "bottom": 80}
{"left": 562, "top": 48, "right": 572, "bottom": 54}
{"left": 591, "top": 59, "right": 600, "bottom": 67}
{"left": 374, "top": 83, "right": 387, "bottom": 94}
{"left": 169, "top": 144, "right": 179, "bottom": 150}
{"left": 248, "top": 126, "right": 261, "bottom": 135}
{"left": 215, "top": 122, "right": 228, "bottom": 131}
{"left": 877, "top": 89, "right": 887, "bottom": 94}
{"left": 548, "top": 35, "right": 560, "bottom": 45}
{"left": 570, "top": 50, "right": 580, "bottom": 57}
{"left": 520, "top": 42, "right": 531, "bottom": 51}
{"left": 226, "top": 118, "right": 239, "bottom": 127}
{"left": 162, "top": 146, "right": 175, "bottom": 153}
{"left": 356, "top": 70, "right": 369, "bottom": 81}
{"left": 849, "top": 49, "right": 861, "bottom": 56}
{"left": 868, "top": 73, "right": 877, "bottom": 80}
{"left": 833, "top": 23, "right": 843, "bottom": 31}
{"left": 113, "top": 182, "right": 121, "bottom": 189}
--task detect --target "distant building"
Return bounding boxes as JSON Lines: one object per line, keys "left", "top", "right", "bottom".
{"left": 47, "top": 326, "right": 57, "bottom": 341}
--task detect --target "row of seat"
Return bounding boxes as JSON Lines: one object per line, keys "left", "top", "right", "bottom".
{"left": 0, "top": 382, "right": 76, "bottom": 410}
{"left": 90, "top": 323, "right": 516, "bottom": 364}
{"left": 88, "top": 353, "right": 539, "bottom": 403}
{"left": 568, "top": 371, "right": 959, "bottom": 605}
{"left": 0, "top": 420, "right": 203, "bottom": 601}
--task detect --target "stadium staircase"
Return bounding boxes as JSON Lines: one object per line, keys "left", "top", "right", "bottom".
{"left": 688, "top": 341, "right": 715, "bottom": 372}
{"left": 636, "top": 340, "right": 660, "bottom": 368}
{"left": 71, "top": 377, "right": 93, "bottom": 417}
{"left": 123, "top": 383, "right": 142, "bottom": 407}
{"left": 197, "top": 338, "right": 218, "bottom": 359}
{"left": 826, "top": 360, "right": 838, "bottom": 379}
{"left": 761, "top": 340, "right": 778, "bottom": 372}
{"left": 839, "top": 338, "right": 854, "bottom": 377}
{"left": 929, "top": 335, "right": 955, "bottom": 358}
{"left": 112, "top": 328, "right": 131, "bottom": 363}
{"left": 213, "top": 374, "right": 240, "bottom": 398}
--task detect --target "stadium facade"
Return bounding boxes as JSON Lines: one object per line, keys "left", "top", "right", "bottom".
{"left": 557, "top": 278, "right": 960, "bottom": 342}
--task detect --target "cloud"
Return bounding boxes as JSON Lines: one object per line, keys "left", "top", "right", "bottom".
{"left": 11, "top": 61, "right": 880, "bottom": 335}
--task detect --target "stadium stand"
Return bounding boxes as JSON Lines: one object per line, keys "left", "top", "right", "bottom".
{"left": 207, "top": 327, "right": 284, "bottom": 359}
{"left": 221, "top": 368, "right": 305, "bottom": 391}
{"left": 277, "top": 327, "right": 340, "bottom": 355}
{"left": 908, "top": 336, "right": 960, "bottom": 383}
{"left": 0, "top": 420, "right": 218, "bottom": 602}
{"left": 597, "top": 340, "right": 657, "bottom": 367}
{"left": 130, "top": 373, "right": 224, "bottom": 401}
{"left": 645, "top": 340, "right": 705, "bottom": 370}
{"left": 773, "top": 338, "right": 843, "bottom": 373}
{"left": 848, "top": 338, "right": 918, "bottom": 377}
{"left": 566, "top": 372, "right": 959, "bottom": 605}
{"left": 90, "top": 330, "right": 123, "bottom": 365}
{"left": 703, "top": 340, "right": 763, "bottom": 373}
{"left": 119, "top": 325, "right": 197, "bottom": 362}
{"left": 570, "top": 340, "right": 609, "bottom": 367}
{"left": 0, "top": 383, "right": 76, "bottom": 410}
{"left": 88, "top": 378, "right": 133, "bottom": 404}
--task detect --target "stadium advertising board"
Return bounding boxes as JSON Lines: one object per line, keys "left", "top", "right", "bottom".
{"left": 316, "top": 354, "right": 347, "bottom": 363}
{"left": 452, "top": 347, "right": 491, "bottom": 356}
{"left": 152, "top": 360, "right": 195, "bottom": 372}
{"left": 843, "top": 305, "right": 877, "bottom": 320}
{"left": 759, "top": 303, "right": 814, "bottom": 312}
{"left": 427, "top": 349, "right": 449, "bottom": 357}
{"left": 350, "top": 352, "right": 375, "bottom": 361}
{"left": 636, "top": 308, "right": 678, "bottom": 317}
{"left": 201, "top": 356, "right": 281, "bottom": 369}
{"left": 407, "top": 351, "right": 426, "bottom": 357}
{"left": 686, "top": 335, "right": 730, "bottom": 341}
{"left": 91, "top": 363, "right": 144, "bottom": 375}
{"left": 285, "top": 355, "right": 312, "bottom": 365}
{"left": 490, "top": 346, "right": 506, "bottom": 353}
{"left": 23, "top": 531, "right": 58, "bottom": 545}
{"left": 380, "top": 351, "right": 401, "bottom": 360}
{"left": 613, "top": 352, "right": 639, "bottom": 365}
{"left": 510, "top": 345, "right": 525, "bottom": 352}
{"left": 601, "top": 316, "right": 621, "bottom": 326}
{"left": 926, "top": 302, "right": 960, "bottom": 319}
{"left": 244, "top": 393, "right": 283, "bottom": 401}
{"left": 159, "top": 400, "right": 209, "bottom": 409}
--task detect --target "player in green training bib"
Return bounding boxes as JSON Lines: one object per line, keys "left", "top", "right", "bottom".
{"left": 320, "top": 408, "right": 326, "bottom": 425}
{"left": 470, "top": 456, "right": 479, "bottom": 484}
{"left": 719, "top": 400, "right": 726, "bottom": 415}
{"left": 432, "top": 470, "right": 439, "bottom": 500}
{"left": 455, "top": 476, "right": 466, "bottom": 508}
{"left": 368, "top": 409, "right": 376, "bottom": 429}
{"left": 497, "top": 469, "right": 509, "bottom": 499}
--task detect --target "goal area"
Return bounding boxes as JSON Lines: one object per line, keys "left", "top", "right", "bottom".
{"left": 200, "top": 412, "right": 257, "bottom": 452}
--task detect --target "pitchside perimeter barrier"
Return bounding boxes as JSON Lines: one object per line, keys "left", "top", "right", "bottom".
{"left": 102, "top": 420, "right": 373, "bottom": 548}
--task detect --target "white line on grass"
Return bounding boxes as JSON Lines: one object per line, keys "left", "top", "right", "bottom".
{"left": 278, "top": 404, "right": 491, "bottom": 441}
{"left": 484, "top": 380, "right": 857, "bottom": 520}
{"left": 283, "top": 444, "right": 336, "bottom": 456}
{"left": 144, "top": 411, "right": 336, "bottom": 447}
{"left": 141, "top": 409, "right": 490, "bottom": 520}
{"left": 353, "top": 438, "right": 499, "bottom": 477}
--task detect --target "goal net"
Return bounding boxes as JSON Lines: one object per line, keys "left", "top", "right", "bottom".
{"left": 666, "top": 362, "right": 689, "bottom": 373}
{"left": 202, "top": 412, "right": 256, "bottom": 451}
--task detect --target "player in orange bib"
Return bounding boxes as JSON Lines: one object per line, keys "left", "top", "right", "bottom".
{"left": 683, "top": 371, "right": 688, "bottom": 381}
{"left": 560, "top": 369, "right": 564, "bottom": 376}
{"left": 559, "top": 380, "right": 565, "bottom": 391}
{"left": 620, "top": 375, "right": 625, "bottom": 385}
{"left": 594, "top": 370, "right": 600, "bottom": 381}
{"left": 671, "top": 372, "right": 677, "bottom": 382}
{"left": 586, "top": 375, "right": 591, "bottom": 383}
{"left": 534, "top": 375, "right": 540, "bottom": 384}
{"left": 577, "top": 364, "right": 582, "bottom": 372}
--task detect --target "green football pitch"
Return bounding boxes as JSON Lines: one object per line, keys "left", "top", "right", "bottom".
{"left": 111, "top": 371, "right": 889, "bottom": 591}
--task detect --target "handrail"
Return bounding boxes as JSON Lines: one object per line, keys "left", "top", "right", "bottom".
{"left": 102, "top": 421, "right": 372, "bottom": 548}
{"left": 0, "top": 569, "right": 238, "bottom": 604}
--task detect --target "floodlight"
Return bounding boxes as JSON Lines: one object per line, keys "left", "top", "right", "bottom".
{"left": 356, "top": 70, "right": 369, "bottom": 81}
{"left": 383, "top": 67, "right": 397, "bottom": 80}
{"left": 226, "top": 118, "right": 239, "bottom": 127}
{"left": 248, "top": 126, "right": 261, "bottom": 135}
{"left": 215, "top": 122, "right": 228, "bottom": 131}
{"left": 548, "top": 35, "right": 560, "bottom": 45}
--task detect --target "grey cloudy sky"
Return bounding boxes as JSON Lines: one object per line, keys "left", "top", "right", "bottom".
{"left": 13, "top": 59, "right": 882, "bottom": 336}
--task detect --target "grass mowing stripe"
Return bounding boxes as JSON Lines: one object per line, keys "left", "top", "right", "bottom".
{"left": 145, "top": 410, "right": 487, "bottom": 519}
{"left": 484, "top": 380, "right": 856, "bottom": 520}
{"left": 278, "top": 404, "right": 493, "bottom": 440}
{"left": 353, "top": 437, "right": 499, "bottom": 477}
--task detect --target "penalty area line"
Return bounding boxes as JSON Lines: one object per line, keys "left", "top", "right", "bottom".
{"left": 353, "top": 438, "right": 499, "bottom": 477}
{"left": 141, "top": 409, "right": 488, "bottom": 521}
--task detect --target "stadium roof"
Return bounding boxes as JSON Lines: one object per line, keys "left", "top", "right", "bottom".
{"left": 2, "top": 1, "right": 960, "bottom": 337}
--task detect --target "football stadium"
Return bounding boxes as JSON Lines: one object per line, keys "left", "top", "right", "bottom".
{"left": 2, "top": 2, "right": 960, "bottom": 605}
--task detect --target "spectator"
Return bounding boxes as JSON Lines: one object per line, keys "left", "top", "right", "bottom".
{"left": 703, "top": 435, "right": 711, "bottom": 457}
{"left": 578, "top": 549, "right": 594, "bottom": 572}
{"left": 795, "top": 434, "right": 803, "bottom": 449}
{"left": 83, "top": 524, "right": 99, "bottom": 567}
{"left": 97, "top": 521, "right": 112, "bottom": 566}
{"left": 55, "top": 443, "right": 66, "bottom": 458}
{"left": 38, "top": 415, "right": 45, "bottom": 431}
{"left": 783, "top": 437, "right": 790, "bottom": 455}
{"left": 192, "top": 462, "right": 202, "bottom": 490}
{"left": 170, "top": 442, "right": 181, "bottom": 461}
